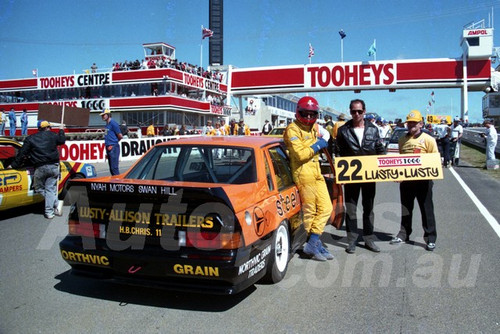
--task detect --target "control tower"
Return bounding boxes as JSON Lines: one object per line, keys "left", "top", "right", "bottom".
{"left": 460, "top": 19, "right": 495, "bottom": 122}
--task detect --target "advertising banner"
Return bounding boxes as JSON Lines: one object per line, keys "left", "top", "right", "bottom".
{"left": 334, "top": 153, "right": 443, "bottom": 184}
{"left": 58, "top": 136, "right": 190, "bottom": 163}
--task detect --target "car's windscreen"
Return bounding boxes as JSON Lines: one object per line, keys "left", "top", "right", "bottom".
{"left": 126, "top": 145, "right": 256, "bottom": 184}
{"left": 389, "top": 129, "right": 408, "bottom": 143}
{"left": 270, "top": 128, "right": 285, "bottom": 135}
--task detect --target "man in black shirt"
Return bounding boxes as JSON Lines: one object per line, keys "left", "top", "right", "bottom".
{"left": 336, "top": 99, "right": 385, "bottom": 254}
{"left": 10, "top": 120, "right": 66, "bottom": 219}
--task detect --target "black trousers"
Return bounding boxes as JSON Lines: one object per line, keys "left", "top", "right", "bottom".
{"left": 438, "top": 137, "right": 450, "bottom": 166}
{"left": 397, "top": 180, "right": 437, "bottom": 243}
{"left": 344, "top": 182, "right": 376, "bottom": 242}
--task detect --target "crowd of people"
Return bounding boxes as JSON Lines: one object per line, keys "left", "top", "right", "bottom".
{"left": 140, "top": 118, "right": 252, "bottom": 139}
{"left": 110, "top": 57, "right": 224, "bottom": 82}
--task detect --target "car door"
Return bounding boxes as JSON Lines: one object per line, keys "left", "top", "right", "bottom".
{"left": 0, "top": 142, "right": 40, "bottom": 210}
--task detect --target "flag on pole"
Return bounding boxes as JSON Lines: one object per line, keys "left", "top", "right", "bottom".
{"left": 339, "top": 29, "right": 346, "bottom": 39}
{"left": 367, "top": 39, "right": 376, "bottom": 56}
{"left": 202, "top": 26, "right": 213, "bottom": 39}
{"left": 431, "top": 91, "right": 435, "bottom": 103}
{"left": 308, "top": 43, "right": 315, "bottom": 58}
{"left": 32, "top": 69, "right": 37, "bottom": 77}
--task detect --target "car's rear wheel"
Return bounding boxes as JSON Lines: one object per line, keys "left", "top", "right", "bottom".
{"left": 263, "top": 221, "right": 290, "bottom": 283}
{"left": 60, "top": 174, "right": 84, "bottom": 204}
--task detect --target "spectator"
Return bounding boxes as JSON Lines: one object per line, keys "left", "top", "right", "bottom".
{"left": 162, "top": 125, "right": 171, "bottom": 136}
{"left": 172, "top": 125, "right": 179, "bottom": 136}
{"left": 221, "top": 119, "right": 229, "bottom": 135}
{"left": 0, "top": 108, "right": 5, "bottom": 135}
{"left": 330, "top": 113, "right": 346, "bottom": 155}
{"left": 434, "top": 119, "right": 451, "bottom": 167}
{"left": 21, "top": 109, "right": 28, "bottom": 136}
{"left": 147, "top": 123, "right": 155, "bottom": 137}
{"left": 262, "top": 119, "right": 273, "bottom": 135}
{"left": 101, "top": 109, "right": 123, "bottom": 176}
{"left": 202, "top": 120, "right": 214, "bottom": 136}
{"left": 235, "top": 118, "right": 251, "bottom": 136}
{"left": 450, "top": 117, "right": 463, "bottom": 166}
{"left": 120, "top": 121, "right": 129, "bottom": 138}
{"left": 8, "top": 108, "right": 16, "bottom": 136}
{"left": 179, "top": 124, "right": 188, "bottom": 135}
{"left": 91, "top": 63, "right": 98, "bottom": 73}
{"left": 481, "top": 119, "right": 498, "bottom": 167}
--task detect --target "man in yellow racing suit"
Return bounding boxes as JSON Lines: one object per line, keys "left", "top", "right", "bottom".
{"left": 284, "top": 96, "right": 333, "bottom": 261}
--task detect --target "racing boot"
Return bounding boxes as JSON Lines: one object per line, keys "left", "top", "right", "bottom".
{"left": 317, "top": 240, "right": 334, "bottom": 260}
{"left": 303, "top": 234, "right": 326, "bottom": 261}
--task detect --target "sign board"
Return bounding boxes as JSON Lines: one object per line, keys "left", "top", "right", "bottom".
{"left": 38, "top": 104, "right": 90, "bottom": 126}
{"left": 58, "top": 136, "right": 198, "bottom": 163}
{"left": 335, "top": 153, "right": 443, "bottom": 184}
{"left": 230, "top": 58, "right": 491, "bottom": 95}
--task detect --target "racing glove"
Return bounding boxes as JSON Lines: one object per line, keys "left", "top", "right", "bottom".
{"left": 310, "top": 137, "right": 328, "bottom": 154}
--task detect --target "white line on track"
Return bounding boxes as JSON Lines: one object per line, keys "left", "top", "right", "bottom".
{"left": 450, "top": 167, "right": 500, "bottom": 238}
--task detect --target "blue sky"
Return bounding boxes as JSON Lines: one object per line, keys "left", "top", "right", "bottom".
{"left": 1, "top": 0, "right": 499, "bottom": 122}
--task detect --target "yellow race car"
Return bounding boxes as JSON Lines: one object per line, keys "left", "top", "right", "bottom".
{"left": 0, "top": 137, "right": 97, "bottom": 211}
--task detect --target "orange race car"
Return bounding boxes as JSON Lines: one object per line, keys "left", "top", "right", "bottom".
{"left": 59, "top": 136, "right": 343, "bottom": 294}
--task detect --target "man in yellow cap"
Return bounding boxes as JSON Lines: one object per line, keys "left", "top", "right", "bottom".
{"left": 100, "top": 109, "right": 123, "bottom": 175}
{"left": 390, "top": 110, "right": 438, "bottom": 251}
{"left": 10, "top": 120, "right": 66, "bottom": 219}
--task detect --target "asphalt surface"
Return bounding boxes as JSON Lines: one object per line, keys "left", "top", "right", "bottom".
{"left": 1, "top": 161, "right": 499, "bottom": 333}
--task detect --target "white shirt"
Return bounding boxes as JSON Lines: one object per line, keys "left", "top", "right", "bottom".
{"left": 318, "top": 125, "right": 330, "bottom": 142}
{"left": 379, "top": 125, "right": 390, "bottom": 139}
{"left": 450, "top": 124, "right": 463, "bottom": 139}
{"left": 353, "top": 128, "right": 364, "bottom": 146}
{"left": 486, "top": 126, "right": 498, "bottom": 145}
{"left": 434, "top": 124, "right": 449, "bottom": 139}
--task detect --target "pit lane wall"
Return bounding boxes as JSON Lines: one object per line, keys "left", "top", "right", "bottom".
{"left": 59, "top": 136, "right": 200, "bottom": 163}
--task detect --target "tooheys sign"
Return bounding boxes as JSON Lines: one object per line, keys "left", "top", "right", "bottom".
{"left": 229, "top": 58, "right": 491, "bottom": 94}
{"left": 38, "top": 73, "right": 111, "bottom": 89}
{"left": 58, "top": 136, "right": 199, "bottom": 163}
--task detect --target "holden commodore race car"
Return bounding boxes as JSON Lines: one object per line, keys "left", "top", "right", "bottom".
{"left": 0, "top": 137, "right": 97, "bottom": 211}
{"left": 59, "top": 136, "right": 343, "bottom": 294}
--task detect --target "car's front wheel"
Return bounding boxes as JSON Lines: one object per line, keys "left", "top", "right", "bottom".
{"left": 263, "top": 221, "right": 290, "bottom": 283}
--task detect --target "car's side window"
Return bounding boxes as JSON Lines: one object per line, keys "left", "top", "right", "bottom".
{"left": 268, "top": 146, "right": 294, "bottom": 191}
{"left": 0, "top": 144, "right": 18, "bottom": 170}
{"left": 152, "top": 147, "right": 178, "bottom": 180}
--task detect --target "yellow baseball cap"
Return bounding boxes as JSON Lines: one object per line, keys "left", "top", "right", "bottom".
{"left": 406, "top": 110, "right": 423, "bottom": 122}
{"left": 37, "top": 120, "right": 51, "bottom": 128}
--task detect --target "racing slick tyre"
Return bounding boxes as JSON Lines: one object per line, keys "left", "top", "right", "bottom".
{"left": 263, "top": 221, "right": 290, "bottom": 283}
{"left": 454, "top": 158, "right": 459, "bottom": 167}
{"left": 60, "top": 174, "right": 84, "bottom": 204}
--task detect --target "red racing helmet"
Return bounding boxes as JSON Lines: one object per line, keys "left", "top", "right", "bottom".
{"left": 296, "top": 96, "right": 319, "bottom": 126}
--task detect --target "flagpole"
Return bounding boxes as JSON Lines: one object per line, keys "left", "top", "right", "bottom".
{"left": 200, "top": 25, "right": 203, "bottom": 70}
{"left": 341, "top": 38, "right": 344, "bottom": 62}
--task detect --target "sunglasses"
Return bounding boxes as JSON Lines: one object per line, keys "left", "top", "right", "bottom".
{"left": 350, "top": 109, "right": 364, "bottom": 115}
